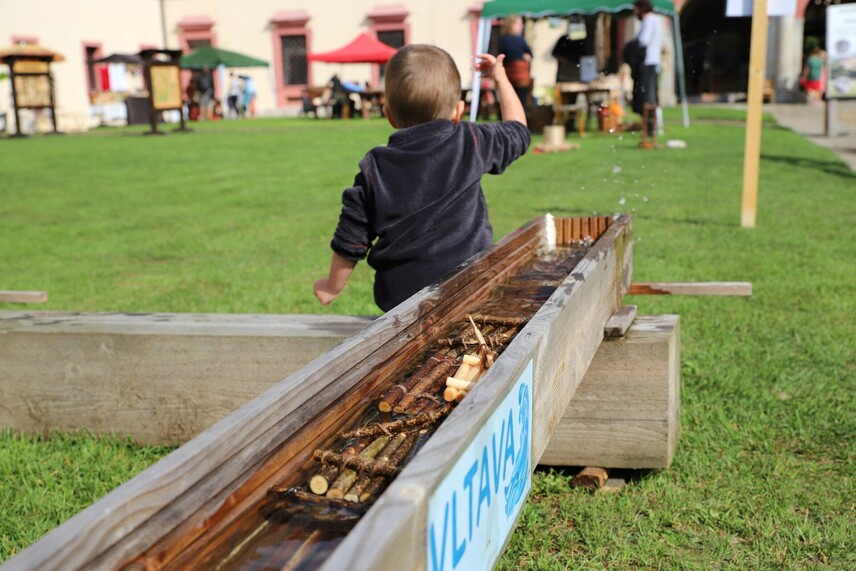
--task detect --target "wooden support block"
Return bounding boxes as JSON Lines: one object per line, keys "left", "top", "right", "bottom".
{"left": 628, "top": 282, "right": 752, "bottom": 296}
{"left": 600, "top": 478, "right": 626, "bottom": 493}
{"left": 604, "top": 304, "right": 637, "bottom": 338}
{"left": 556, "top": 216, "right": 565, "bottom": 246}
{"left": 571, "top": 467, "right": 609, "bottom": 489}
{"left": 0, "top": 290, "right": 48, "bottom": 303}
{"left": 0, "top": 312, "right": 374, "bottom": 444}
{"left": 541, "top": 314, "right": 681, "bottom": 469}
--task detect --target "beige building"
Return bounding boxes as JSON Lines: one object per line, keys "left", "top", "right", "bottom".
{"left": 2, "top": 0, "right": 684, "bottom": 132}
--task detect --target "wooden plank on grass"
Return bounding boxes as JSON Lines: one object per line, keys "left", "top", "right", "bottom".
{"left": 628, "top": 282, "right": 752, "bottom": 296}
{"left": 0, "top": 312, "right": 374, "bottom": 444}
{"left": 0, "top": 290, "right": 47, "bottom": 303}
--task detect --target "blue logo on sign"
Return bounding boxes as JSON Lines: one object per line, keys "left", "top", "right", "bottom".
{"left": 504, "top": 383, "right": 530, "bottom": 517}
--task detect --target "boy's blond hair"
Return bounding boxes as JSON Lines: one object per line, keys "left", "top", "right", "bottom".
{"left": 384, "top": 45, "right": 461, "bottom": 128}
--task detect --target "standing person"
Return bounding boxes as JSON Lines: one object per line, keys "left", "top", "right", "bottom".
{"left": 498, "top": 15, "right": 534, "bottom": 107}
{"left": 313, "top": 45, "right": 530, "bottom": 311}
{"left": 242, "top": 75, "right": 257, "bottom": 118}
{"left": 633, "top": 0, "right": 663, "bottom": 139}
{"left": 800, "top": 46, "right": 825, "bottom": 106}
{"left": 195, "top": 67, "right": 215, "bottom": 121}
{"left": 227, "top": 73, "right": 243, "bottom": 118}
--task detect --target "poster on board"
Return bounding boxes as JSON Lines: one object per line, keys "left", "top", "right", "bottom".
{"left": 725, "top": 0, "right": 796, "bottom": 17}
{"left": 150, "top": 64, "right": 182, "bottom": 110}
{"left": 827, "top": 3, "right": 856, "bottom": 99}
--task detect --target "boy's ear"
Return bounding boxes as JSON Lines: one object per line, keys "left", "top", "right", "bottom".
{"left": 451, "top": 100, "right": 466, "bottom": 124}
{"left": 383, "top": 104, "right": 398, "bottom": 128}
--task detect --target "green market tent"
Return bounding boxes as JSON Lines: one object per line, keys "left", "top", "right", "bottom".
{"left": 179, "top": 45, "right": 268, "bottom": 69}
{"left": 472, "top": 0, "right": 689, "bottom": 127}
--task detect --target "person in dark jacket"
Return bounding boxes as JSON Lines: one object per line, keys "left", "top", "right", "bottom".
{"left": 498, "top": 15, "right": 534, "bottom": 106}
{"left": 314, "top": 44, "right": 530, "bottom": 312}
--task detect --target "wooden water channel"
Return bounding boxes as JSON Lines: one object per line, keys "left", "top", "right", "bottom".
{"left": 3, "top": 214, "right": 634, "bottom": 571}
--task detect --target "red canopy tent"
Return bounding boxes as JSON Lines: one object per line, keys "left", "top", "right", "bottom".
{"left": 307, "top": 32, "right": 397, "bottom": 64}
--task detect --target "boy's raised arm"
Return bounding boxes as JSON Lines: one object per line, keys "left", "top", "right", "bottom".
{"left": 475, "top": 53, "right": 527, "bottom": 126}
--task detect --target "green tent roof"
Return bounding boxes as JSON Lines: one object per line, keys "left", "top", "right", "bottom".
{"left": 179, "top": 45, "right": 268, "bottom": 69}
{"left": 481, "top": 0, "right": 676, "bottom": 18}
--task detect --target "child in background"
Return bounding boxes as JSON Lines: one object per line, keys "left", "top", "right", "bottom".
{"left": 314, "top": 44, "right": 530, "bottom": 311}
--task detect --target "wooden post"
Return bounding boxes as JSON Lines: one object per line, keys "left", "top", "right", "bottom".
{"left": 740, "top": 0, "right": 769, "bottom": 228}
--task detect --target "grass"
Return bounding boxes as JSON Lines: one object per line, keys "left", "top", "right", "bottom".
{"left": 2, "top": 108, "right": 855, "bottom": 568}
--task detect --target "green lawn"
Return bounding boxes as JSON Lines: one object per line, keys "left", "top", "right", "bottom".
{"left": 1, "top": 109, "right": 854, "bottom": 568}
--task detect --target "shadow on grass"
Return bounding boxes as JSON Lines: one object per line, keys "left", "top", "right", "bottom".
{"left": 761, "top": 153, "right": 856, "bottom": 180}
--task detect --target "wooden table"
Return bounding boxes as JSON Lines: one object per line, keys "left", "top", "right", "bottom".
{"left": 355, "top": 89, "right": 384, "bottom": 119}
{"left": 553, "top": 83, "right": 612, "bottom": 134}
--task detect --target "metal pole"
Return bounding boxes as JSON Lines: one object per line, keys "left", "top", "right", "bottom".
{"left": 469, "top": 17, "right": 491, "bottom": 123}
{"left": 159, "top": 0, "right": 168, "bottom": 48}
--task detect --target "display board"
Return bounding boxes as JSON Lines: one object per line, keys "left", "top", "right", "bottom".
{"left": 150, "top": 64, "right": 182, "bottom": 110}
{"left": 827, "top": 3, "right": 856, "bottom": 99}
{"left": 13, "top": 75, "right": 51, "bottom": 108}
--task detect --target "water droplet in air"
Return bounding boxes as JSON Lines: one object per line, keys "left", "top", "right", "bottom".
{"left": 613, "top": 166, "right": 622, "bottom": 174}
{"left": 618, "top": 197, "right": 626, "bottom": 205}
{"left": 643, "top": 196, "right": 649, "bottom": 202}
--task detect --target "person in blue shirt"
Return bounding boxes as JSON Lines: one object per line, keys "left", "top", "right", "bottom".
{"left": 314, "top": 45, "right": 530, "bottom": 311}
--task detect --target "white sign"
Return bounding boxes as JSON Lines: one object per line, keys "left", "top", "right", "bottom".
{"left": 426, "top": 360, "right": 533, "bottom": 571}
{"left": 726, "top": 0, "right": 796, "bottom": 17}
{"left": 827, "top": 4, "right": 856, "bottom": 99}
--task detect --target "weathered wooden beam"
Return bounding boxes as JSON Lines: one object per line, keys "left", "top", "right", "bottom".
{"left": 604, "top": 304, "right": 637, "bottom": 338}
{"left": 0, "top": 312, "right": 374, "bottom": 445}
{"left": 0, "top": 290, "right": 47, "bottom": 303}
{"left": 628, "top": 282, "right": 752, "bottom": 296}
{"left": 541, "top": 314, "right": 681, "bottom": 469}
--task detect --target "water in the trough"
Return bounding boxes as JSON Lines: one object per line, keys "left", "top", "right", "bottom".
{"left": 170, "top": 243, "right": 591, "bottom": 571}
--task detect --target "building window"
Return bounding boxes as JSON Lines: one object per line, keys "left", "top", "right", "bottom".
{"left": 376, "top": 29, "right": 405, "bottom": 82}
{"left": 270, "top": 10, "right": 311, "bottom": 107}
{"left": 280, "top": 34, "right": 307, "bottom": 85}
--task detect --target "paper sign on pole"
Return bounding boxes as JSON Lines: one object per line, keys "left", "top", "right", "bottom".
{"left": 826, "top": 4, "right": 856, "bottom": 99}
{"left": 726, "top": 0, "right": 796, "bottom": 17}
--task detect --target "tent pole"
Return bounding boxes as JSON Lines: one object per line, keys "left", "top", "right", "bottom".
{"left": 673, "top": 12, "right": 690, "bottom": 128}
{"left": 469, "top": 17, "right": 492, "bottom": 123}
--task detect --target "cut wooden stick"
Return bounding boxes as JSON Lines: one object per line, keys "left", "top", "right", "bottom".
{"left": 378, "top": 349, "right": 455, "bottom": 412}
{"left": 394, "top": 359, "right": 456, "bottom": 414}
{"left": 0, "top": 290, "right": 47, "bottom": 304}
{"left": 628, "top": 282, "right": 752, "bottom": 296}
{"left": 279, "top": 529, "right": 322, "bottom": 571}
{"left": 340, "top": 408, "right": 450, "bottom": 440}
{"left": 359, "top": 429, "right": 426, "bottom": 503}
{"left": 326, "top": 436, "right": 391, "bottom": 499}
{"left": 344, "top": 432, "right": 408, "bottom": 502}
{"left": 467, "top": 314, "right": 528, "bottom": 327}
{"left": 308, "top": 438, "right": 371, "bottom": 495}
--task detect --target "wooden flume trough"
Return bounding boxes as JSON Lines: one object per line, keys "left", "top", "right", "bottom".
{"left": 3, "top": 214, "right": 634, "bottom": 571}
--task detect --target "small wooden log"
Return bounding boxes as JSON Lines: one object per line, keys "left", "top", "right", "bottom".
{"left": 445, "top": 378, "right": 474, "bottom": 391}
{"left": 604, "top": 305, "right": 637, "bottom": 338}
{"left": 309, "top": 464, "right": 339, "bottom": 496}
{"left": 394, "top": 359, "right": 456, "bottom": 414}
{"left": 359, "top": 430, "right": 427, "bottom": 503}
{"left": 378, "top": 349, "right": 454, "bottom": 412}
{"left": 344, "top": 432, "right": 408, "bottom": 502}
{"left": 556, "top": 216, "right": 565, "bottom": 246}
{"left": 467, "top": 314, "right": 528, "bottom": 327}
{"left": 327, "top": 436, "right": 390, "bottom": 499}
{"left": 314, "top": 450, "right": 400, "bottom": 480}
{"left": 628, "top": 282, "right": 752, "bottom": 296}
{"left": 571, "top": 217, "right": 581, "bottom": 241}
{"left": 571, "top": 467, "right": 609, "bottom": 490}
{"left": 0, "top": 290, "right": 48, "bottom": 304}
{"left": 340, "top": 408, "right": 450, "bottom": 440}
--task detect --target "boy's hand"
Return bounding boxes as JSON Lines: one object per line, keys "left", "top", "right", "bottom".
{"left": 313, "top": 278, "right": 341, "bottom": 305}
{"left": 475, "top": 53, "right": 508, "bottom": 83}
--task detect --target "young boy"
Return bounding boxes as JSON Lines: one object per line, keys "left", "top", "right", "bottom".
{"left": 314, "top": 44, "right": 530, "bottom": 311}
